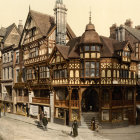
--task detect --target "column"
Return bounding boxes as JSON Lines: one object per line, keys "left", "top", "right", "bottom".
{"left": 79, "top": 88, "right": 81, "bottom": 122}
{"left": 109, "top": 88, "right": 112, "bottom": 122}
{"left": 50, "top": 90, "right": 54, "bottom": 123}
{"left": 69, "top": 88, "right": 72, "bottom": 123}
{"left": 13, "top": 89, "right": 17, "bottom": 113}
{"left": 134, "top": 87, "right": 136, "bottom": 125}
{"left": 99, "top": 88, "right": 102, "bottom": 122}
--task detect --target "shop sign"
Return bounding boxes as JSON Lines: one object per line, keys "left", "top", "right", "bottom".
{"left": 44, "top": 106, "right": 50, "bottom": 118}
{"left": 30, "top": 105, "right": 38, "bottom": 116}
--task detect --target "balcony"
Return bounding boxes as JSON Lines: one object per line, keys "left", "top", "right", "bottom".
{"left": 55, "top": 100, "right": 79, "bottom": 108}
{"left": 4, "top": 95, "right": 12, "bottom": 102}
{"left": 24, "top": 55, "right": 47, "bottom": 66}
{"left": 112, "top": 100, "right": 122, "bottom": 106}
{"left": 124, "top": 100, "right": 133, "bottom": 106}
{"left": 32, "top": 97, "right": 50, "bottom": 105}
{"left": 55, "top": 100, "right": 69, "bottom": 108}
{"left": 70, "top": 100, "right": 79, "bottom": 108}
{"left": 16, "top": 96, "right": 29, "bottom": 103}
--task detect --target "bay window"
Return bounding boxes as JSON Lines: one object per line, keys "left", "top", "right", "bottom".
{"left": 81, "top": 61, "right": 100, "bottom": 78}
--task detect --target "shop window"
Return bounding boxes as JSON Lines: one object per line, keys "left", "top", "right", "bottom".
{"left": 112, "top": 110, "right": 122, "bottom": 122}
{"left": 102, "top": 110, "right": 109, "bottom": 121}
{"left": 72, "top": 109, "right": 79, "bottom": 121}
{"left": 55, "top": 108, "right": 64, "bottom": 119}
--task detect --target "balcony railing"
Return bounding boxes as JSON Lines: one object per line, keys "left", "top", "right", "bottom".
{"left": 70, "top": 100, "right": 79, "bottom": 108}
{"left": 4, "top": 96, "right": 12, "bottom": 102}
{"left": 55, "top": 100, "right": 69, "bottom": 108}
{"left": 112, "top": 100, "right": 122, "bottom": 106}
{"left": 32, "top": 97, "right": 50, "bottom": 105}
{"left": 16, "top": 96, "right": 29, "bottom": 103}
{"left": 55, "top": 100, "right": 79, "bottom": 108}
{"left": 24, "top": 55, "right": 48, "bottom": 65}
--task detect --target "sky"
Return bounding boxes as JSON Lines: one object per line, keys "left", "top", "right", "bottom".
{"left": 0, "top": 0, "right": 140, "bottom": 37}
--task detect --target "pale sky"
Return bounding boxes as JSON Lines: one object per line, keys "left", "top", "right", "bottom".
{"left": 0, "top": 0, "right": 140, "bottom": 37}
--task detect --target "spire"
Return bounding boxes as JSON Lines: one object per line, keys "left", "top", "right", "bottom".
{"left": 29, "top": 5, "right": 31, "bottom": 11}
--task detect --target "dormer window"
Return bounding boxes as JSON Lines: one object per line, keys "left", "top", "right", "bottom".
{"left": 80, "top": 45, "right": 101, "bottom": 59}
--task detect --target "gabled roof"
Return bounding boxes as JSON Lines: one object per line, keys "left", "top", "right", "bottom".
{"left": 30, "top": 10, "right": 55, "bottom": 36}
{"left": 67, "top": 37, "right": 80, "bottom": 58}
{"left": 125, "top": 26, "right": 140, "bottom": 40}
{"left": 100, "top": 36, "right": 118, "bottom": 57}
{"left": 56, "top": 45, "right": 70, "bottom": 59}
{"left": 29, "top": 10, "right": 76, "bottom": 38}
{"left": 0, "top": 23, "right": 20, "bottom": 43}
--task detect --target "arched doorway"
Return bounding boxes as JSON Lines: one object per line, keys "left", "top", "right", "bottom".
{"left": 81, "top": 88, "right": 99, "bottom": 112}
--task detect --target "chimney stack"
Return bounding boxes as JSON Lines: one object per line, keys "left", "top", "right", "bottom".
{"left": 18, "top": 20, "right": 23, "bottom": 34}
{"left": 110, "top": 23, "right": 117, "bottom": 39}
{"left": 135, "top": 25, "right": 140, "bottom": 30}
{"left": 125, "top": 19, "right": 133, "bottom": 27}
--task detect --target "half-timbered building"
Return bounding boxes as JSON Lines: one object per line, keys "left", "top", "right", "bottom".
{"left": 110, "top": 19, "right": 140, "bottom": 124}
{"left": 49, "top": 15, "right": 138, "bottom": 127}
{"left": 14, "top": 0, "right": 76, "bottom": 118}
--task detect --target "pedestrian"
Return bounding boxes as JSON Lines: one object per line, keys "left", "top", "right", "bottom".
{"left": 26, "top": 105, "right": 29, "bottom": 117}
{"left": 72, "top": 120, "right": 78, "bottom": 137}
{"left": 42, "top": 114, "right": 48, "bottom": 131}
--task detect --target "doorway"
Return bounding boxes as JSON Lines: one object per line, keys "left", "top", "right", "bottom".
{"left": 81, "top": 88, "right": 99, "bottom": 112}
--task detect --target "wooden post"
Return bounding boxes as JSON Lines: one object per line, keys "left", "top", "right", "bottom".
{"left": 122, "top": 87, "right": 125, "bottom": 121}
{"left": 69, "top": 87, "right": 72, "bottom": 123}
{"left": 134, "top": 87, "right": 136, "bottom": 125}
{"left": 99, "top": 87, "right": 102, "bottom": 122}
{"left": 109, "top": 88, "right": 112, "bottom": 122}
{"left": 79, "top": 87, "right": 81, "bottom": 122}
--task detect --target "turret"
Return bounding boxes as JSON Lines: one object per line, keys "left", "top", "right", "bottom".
{"left": 54, "top": 0, "right": 67, "bottom": 45}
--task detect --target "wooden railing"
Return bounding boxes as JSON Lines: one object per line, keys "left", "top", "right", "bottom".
{"left": 24, "top": 55, "right": 47, "bottom": 65}
{"left": 16, "top": 96, "right": 29, "bottom": 103}
{"left": 55, "top": 100, "right": 69, "bottom": 108}
{"left": 32, "top": 97, "right": 50, "bottom": 105}
{"left": 4, "top": 96, "right": 12, "bottom": 102}
{"left": 70, "top": 100, "right": 79, "bottom": 108}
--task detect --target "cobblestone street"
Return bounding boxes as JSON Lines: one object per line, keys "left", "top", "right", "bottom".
{"left": 0, "top": 113, "right": 140, "bottom": 140}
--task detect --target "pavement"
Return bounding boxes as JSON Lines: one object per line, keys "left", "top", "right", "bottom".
{"left": 0, "top": 113, "right": 108, "bottom": 140}
{"left": 0, "top": 113, "right": 140, "bottom": 140}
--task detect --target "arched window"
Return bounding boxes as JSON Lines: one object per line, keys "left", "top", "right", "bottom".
{"left": 101, "top": 70, "right": 105, "bottom": 77}
{"left": 107, "top": 70, "right": 111, "bottom": 77}
{"left": 113, "top": 70, "right": 116, "bottom": 78}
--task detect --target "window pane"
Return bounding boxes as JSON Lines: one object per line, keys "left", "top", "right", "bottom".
{"left": 96, "top": 62, "right": 99, "bottom": 69}
{"left": 91, "top": 69, "right": 95, "bottom": 77}
{"left": 81, "top": 47, "right": 84, "bottom": 52}
{"left": 96, "top": 46, "right": 100, "bottom": 51}
{"left": 91, "top": 62, "right": 95, "bottom": 68}
{"left": 96, "top": 70, "right": 99, "bottom": 77}
{"left": 91, "top": 46, "right": 95, "bottom": 51}
{"left": 85, "top": 46, "right": 89, "bottom": 51}
{"left": 85, "top": 62, "right": 90, "bottom": 68}
{"left": 85, "top": 69, "right": 89, "bottom": 77}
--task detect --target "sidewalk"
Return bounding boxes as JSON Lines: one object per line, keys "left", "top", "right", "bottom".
{"left": 2, "top": 113, "right": 94, "bottom": 134}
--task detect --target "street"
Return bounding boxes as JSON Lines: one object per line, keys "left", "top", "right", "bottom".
{"left": 0, "top": 113, "right": 140, "bottom": 140}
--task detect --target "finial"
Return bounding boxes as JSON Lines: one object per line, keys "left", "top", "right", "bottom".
{"left": 89, "top": 8, "right": 92, "bottom": 23}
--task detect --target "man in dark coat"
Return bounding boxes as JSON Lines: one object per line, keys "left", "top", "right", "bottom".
{"left": 72, "top": 120, "right": 78, "bottom": 137}
{"left": 42, "top": 115, "right": 48, "bottom": 131}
